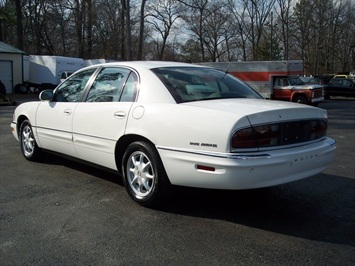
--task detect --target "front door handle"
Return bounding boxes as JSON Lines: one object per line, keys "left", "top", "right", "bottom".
{"left": 64, "top": 109, "right": 72, "bottom": 116}
{"left": 114, "top": 111, "right": 126, "bottom": 119}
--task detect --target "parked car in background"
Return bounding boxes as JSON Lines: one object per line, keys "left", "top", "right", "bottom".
{"left": 325, "top": 78, "right": 355, "bottom": 98}
{"left": 272, "top": 75, "right": 324, "bottom": 105}
{"left": 333, "top": 74, "right": 349, "bottom": 79}
{"left": 11, "top": 61, "right": 336, "bottom": 207}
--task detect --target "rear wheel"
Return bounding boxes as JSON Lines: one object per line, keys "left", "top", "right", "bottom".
{"left": 122, "top": 141, "right": 170, "bottom": 207}
{"left": 14, "top": 84, "right": 29, "bottom": 94}
{"left": 20, "top": 120, "right": 42, "bottom": 161}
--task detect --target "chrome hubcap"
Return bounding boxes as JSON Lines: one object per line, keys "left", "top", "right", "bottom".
{"left": 22, "top": 125, "right": 35, "bottom": 157}
{"left": 127, "top": 151, "right": 155, "bottom": 197}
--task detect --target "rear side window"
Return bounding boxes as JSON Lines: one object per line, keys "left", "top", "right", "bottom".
{"left": 86, "top": 67, "right": 130, "bottom": 102}
{"left": 342, "top": 80, "right": 352, "bottom": 87}
{"left": 119, "top": 72, "right": 138, "bottom": 102}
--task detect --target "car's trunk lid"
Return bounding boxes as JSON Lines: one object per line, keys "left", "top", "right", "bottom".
{"left": 183, "top": 98, "right": 327, "bottom": 125}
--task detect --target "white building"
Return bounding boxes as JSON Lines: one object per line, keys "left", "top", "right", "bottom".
{"left": 0, "top": 42, "right": 27, "bottom": 94}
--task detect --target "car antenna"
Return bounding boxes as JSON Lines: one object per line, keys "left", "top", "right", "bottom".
{"left": 221, "top": 62, "right": 231, "bottom": 81}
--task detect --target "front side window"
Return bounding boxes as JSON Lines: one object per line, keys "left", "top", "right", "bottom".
{"left": 151, "top": 67, "right": 262, "bottom": 103}
{"left": 276, "top": 78, "right": 288, "bottom": 87}
{"left": 86, "top": 67, "right": 130, "bottom": 102}
{"left": 53, "top": 68, "right": 96, "bottom": 102}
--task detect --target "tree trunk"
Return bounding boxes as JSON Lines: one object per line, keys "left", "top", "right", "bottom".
{"left": 15, "top": 0, "right": 23, "bottom": 50}
{"left": 137, "top": 0, "right": 146, "bottom": 60}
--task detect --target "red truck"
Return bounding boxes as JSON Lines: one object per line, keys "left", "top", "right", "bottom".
{"left": 199, "top": 60, "right": 324, "bottom": 105}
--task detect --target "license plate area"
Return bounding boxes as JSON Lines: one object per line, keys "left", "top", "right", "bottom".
{"left": 281, "top": 121, "right": 311, "bottom": 144}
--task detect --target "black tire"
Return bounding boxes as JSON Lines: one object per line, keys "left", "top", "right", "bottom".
{"left": 19, "top": 120, "right": 42, "bottom": 161}
{"left": 14, "top": 84, "right": 29, "bottom": 94}
{"left": 292, "top": 95, "right": 308, "bottom": 104}
{"left": 122, "top": 141, "right": 170, "bottom": 207}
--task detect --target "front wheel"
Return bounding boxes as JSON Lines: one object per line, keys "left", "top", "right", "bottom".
{"left": 292, "top": 95, "right": 308, "bottom": 104}
{"left": 122, "top": 141, "right": 170, "bottom": 207}
{"left": 20, "top": 120, "right": 42, "bottom": 161}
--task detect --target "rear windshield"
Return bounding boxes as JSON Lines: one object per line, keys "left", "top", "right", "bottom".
{"left": 151, "top": 67, "right": 262, "bottom": 103}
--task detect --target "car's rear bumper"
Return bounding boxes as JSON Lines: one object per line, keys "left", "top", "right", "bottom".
{"left": 157, "top": 137, "right": 336, "bottom": 189}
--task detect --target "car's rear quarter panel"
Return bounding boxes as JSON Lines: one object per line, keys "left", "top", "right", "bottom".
{"left": 124, "top": 102, "right": 251, "bottom": 153}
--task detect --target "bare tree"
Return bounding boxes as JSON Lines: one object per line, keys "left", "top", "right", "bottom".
{"left": 72, "top": 0, "right": 85, "bottom": 57}
{"left": 147, "top": 0, "right": 183, "bottom": 60}
{"left": 15, "top": 0, "right": 23, "bottom": 50}
{"left": 292, "top": 0, "right": 355, "bottom": 75}
{"left": 1, "top": 0, "right": 352, "bottom": 74}
{"left": 275, "top": 0, "right": 292, "bottom": 60}
{"left": 227, "top": 0, "right": 249, "bottom": 60}
{"left": 86, "top": 0, "right": 94, "bottom": 58}
{"left": 336, "top": 0, "right": 355, "bottom": 72}
{"left": 137, "top": 0, "right": 147, "bottom": 60}
{"left": 179, "top": 0, "right": 209, "bottom": 61}
{"left": 292, "top": 0, "right": 315, "bottom": 70}
{"left": 121, "top": 0, "right": 132, "bottom": 60}
{"left": 241, "top": 0, "right": 276, "bottom": 60}
{"left": 47, "top": 0, "right": 72, "bottom": 55}
{"left": 201, "top": 1, "right": 231, "bottom": 61}
{"left": 94, "top": 0, "right": 123, "bottom": 59}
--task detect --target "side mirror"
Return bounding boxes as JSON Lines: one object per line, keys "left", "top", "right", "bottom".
{"left": 39, "top": 90, "right": 54, "bottom": 101}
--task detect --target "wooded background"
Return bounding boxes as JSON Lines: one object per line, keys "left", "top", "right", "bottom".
{"left": 0, "top": 0, "right": 354, "bottom": 75}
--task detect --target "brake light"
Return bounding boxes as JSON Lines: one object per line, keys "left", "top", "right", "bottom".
{"left": 232, "top": 119, "right": 327, "bottom": 149}
{"left": 232, "top": 127, "right": 256, "bottom": 148}
{"left": 311, "top": 120, "right": 327, "bottom": 139}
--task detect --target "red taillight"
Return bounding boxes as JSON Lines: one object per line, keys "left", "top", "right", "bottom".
{"left": 311, "top": 120, "right": 327, "bottom": 139}
{"left": 232, "top": 124, "right": 280, "bottom": 149}
{"left": 231, "top": 127, "right": 256, "bottom": 148}
{"left": 254, "top": 124, "right": 281, "bottom": 146}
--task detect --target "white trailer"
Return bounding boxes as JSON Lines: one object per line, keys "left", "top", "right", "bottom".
{"left": 20, "top": 55, "right": 85, "bottom": 92}
{"left": 84, "top": 58, "right": 118, "bottom": 66}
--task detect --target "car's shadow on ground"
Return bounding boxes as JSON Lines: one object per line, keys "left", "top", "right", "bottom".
{"left": 161, "top": 174, "right": 355, "bottom": 247}
{"left": 38, "top": 152, "right": 355, "bottom": 248}
{"left": 38, "top": 151, "right": 124, "bottom": 186}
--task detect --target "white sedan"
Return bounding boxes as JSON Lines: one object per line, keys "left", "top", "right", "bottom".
{"left": 11, "top": 61, "right": 336, "bottom": 206}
